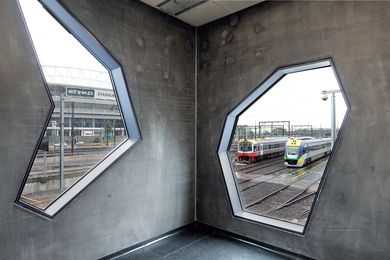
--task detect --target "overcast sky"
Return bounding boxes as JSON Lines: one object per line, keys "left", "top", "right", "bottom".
{"left": 19, "top": 0, "right": 107, "bottom": 72}
{"left": 238, "top": 67, "right": 348, "bottom": 129}
{"left": 19, "top": 0, "right": 348, "bottom": 128}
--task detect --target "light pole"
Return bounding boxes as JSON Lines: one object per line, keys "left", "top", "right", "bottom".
{"left": 60, "top": 94, "right": 65, "bottom": 191}
{"left": 321, "top": 89, "right": 341, "bottom": 150}
{"left": 51, "top": 120, "right": 57, "bottom": 166}
{"left": 51, "top": 120, "right": 57, "bottom": 147}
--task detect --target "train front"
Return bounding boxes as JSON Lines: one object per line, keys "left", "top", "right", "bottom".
{"left": 284, "top": 138, "right": 304, "bottom": 167}
{"left": 237, "top": 140, "right": 255, "bottom": 162}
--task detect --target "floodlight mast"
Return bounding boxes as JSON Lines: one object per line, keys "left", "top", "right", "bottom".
{"left": 321, "top": 89, "right": 341, "bottom": 149}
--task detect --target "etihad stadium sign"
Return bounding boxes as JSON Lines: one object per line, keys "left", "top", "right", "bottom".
{"left": 66, "top": 87, "right": 116, "bottom": 101}
{"left": 66, "top": 87, "right": 95, "bottom": 98}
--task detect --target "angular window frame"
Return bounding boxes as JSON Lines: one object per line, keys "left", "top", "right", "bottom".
{"left": 217, "top": 59, "right": 350, "bottom": 233}
{"left": 15, "top": 0, "right": 141, "bottom": 218}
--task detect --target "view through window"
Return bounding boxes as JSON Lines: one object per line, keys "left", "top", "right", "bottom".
{"left": 18, "top": 0, "right": 128, "bottom": 210}
{"left": 228, "top": 66, "right": 348, "bottom": 228}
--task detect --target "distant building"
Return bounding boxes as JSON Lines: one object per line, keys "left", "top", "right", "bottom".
{"left": 42, "top": 66, "right": 126, "bottom": 140}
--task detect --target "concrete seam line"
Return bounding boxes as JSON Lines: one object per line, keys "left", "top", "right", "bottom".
{"left": 194, "top": 26, "right": 198, "bottom": 221}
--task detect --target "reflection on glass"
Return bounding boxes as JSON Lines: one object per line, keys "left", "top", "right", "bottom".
{"left": 229, "top": 67, "right": 347, "bottom": 226}
{"left": 19, "top": 0, "right": 127, "bottom": 209}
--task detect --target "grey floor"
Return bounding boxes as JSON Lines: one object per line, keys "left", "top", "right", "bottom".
{"left": 113, "top": 224, "right": 302, "bottom": 260}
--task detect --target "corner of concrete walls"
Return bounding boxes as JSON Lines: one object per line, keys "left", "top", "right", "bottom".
{"left": 2, "top": 0, "right": 389, "bottom": 258}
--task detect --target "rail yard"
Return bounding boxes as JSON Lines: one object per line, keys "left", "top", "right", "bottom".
{"left": 233, "top": 155, "right": 328, "bottom": 226}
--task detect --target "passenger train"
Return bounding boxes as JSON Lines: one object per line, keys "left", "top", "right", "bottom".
{"left": 284, "top": 137, "right": 331, "bottom": 167}
{"left": 237, "top": 137, "right": 288, "bottom": 162}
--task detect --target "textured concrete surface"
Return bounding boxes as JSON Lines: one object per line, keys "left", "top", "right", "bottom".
{"left": 2, "top": 0, "right": 390, "bottom": 259}
{"left": 197, "top": 1, "right": 390, "bottom": 259}
{"left": 0, "top": 0, "right": 194, "bottom": 259}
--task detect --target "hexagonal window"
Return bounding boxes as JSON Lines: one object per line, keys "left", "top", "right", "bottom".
{"left": 16, "top": 0, "right": 140, "bottom": 217}
{"left": 218, "top": 60, "right": 349, "bottom": 233}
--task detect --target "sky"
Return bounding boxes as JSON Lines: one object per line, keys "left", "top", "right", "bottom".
{"left": 238, "top": 67, "right": 348, "bottom": 129}
{"left": 19, "top": 0, "right": 111, "bottom": 88}
{"left": 18, "top": 0, "right": 348, "bottom": 128}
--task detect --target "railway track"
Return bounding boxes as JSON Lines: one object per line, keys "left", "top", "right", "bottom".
{"left": 20, "top": 195, "right": 54, "bottom": 209}
{"left": 35, "top": 146, "right": 115, "bottom": 158}
{"left": 238, "top": 165, "right": 288, "bottom": 188}
{"left": 32, "top": 156, "right": 103, "bottom": 169}
{"left": 235, "top": 158, "right": 285, "bottom": 185}
{"left": 238, "top": 160, "right": 284, "bottom": 175}
{"left": 256, "top": 178, "right": 320, "bottom": 216}
{"left": 242, "top": 159, "right": 325, "bottom": 207}
{"left": 237, "top": 156, "right": 327, "bottom": 190}
{"left": 234, "top": 156, "right": 283, "bottom": 171}
{"left": 234, "top": 157, "right": 327, "bottom": 225}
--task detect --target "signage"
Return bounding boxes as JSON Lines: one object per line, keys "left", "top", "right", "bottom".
{"left": 66, "top": 87, "right": 116, "bottom": 100}
{"left": 66, "top": 87, "right": 95, "bottom": 98}
{"left": 95, "top": 89, "right": 116, "bottom": 100}
{"left": 83, "top": 130, "right": 94, "bottom": 136}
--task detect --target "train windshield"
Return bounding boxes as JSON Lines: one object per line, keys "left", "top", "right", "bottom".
{"left": 287, "top": 146, "right": 299, "bottom": 155}
{"left": 238, "top": 143, "right": 252, "bottom": 152}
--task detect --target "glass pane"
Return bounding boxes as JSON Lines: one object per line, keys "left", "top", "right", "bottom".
{"left": 19, "top": 0, "right": 127, "bottom": 210}
{"left": 229, "top": 66, "right": 347, "bottom": 227}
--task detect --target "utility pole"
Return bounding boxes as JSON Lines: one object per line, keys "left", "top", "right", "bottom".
{"left": 258, "top": 123, "right": 261, "bottom": 138}
{"left": 288, "top": 121, "right": 290, "bottom": 136}
{"left": 60, "top": 94, "right": 65, "bottom": 191}
{"left": 51, "top": 120, "right": 57, "bottom": 166}
{"left": 71, "top": 102, "right": 74, "bottom": 155}
{"left": 113, "top": 119, "right": 116, "bottom": 146}
{"left": 321, "top": 89, "right": 341, "bottom": 149}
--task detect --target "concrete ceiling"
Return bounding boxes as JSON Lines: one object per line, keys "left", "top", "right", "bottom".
{"left": 140, "top": 0, "right": 264, "bottom": 27}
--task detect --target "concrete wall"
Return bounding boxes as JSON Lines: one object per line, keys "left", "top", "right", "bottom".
{"left": 2, "top": 0, "right": 390, "bottom": 259}
{"left": 0, "top": 0, "right": 195, "bottom": 259}
{"left": 197, "top": 1, "right": 390, "bottom": 259}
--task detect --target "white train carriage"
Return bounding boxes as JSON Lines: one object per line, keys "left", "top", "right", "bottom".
{"left": 237, "top": 137, "right": 288, "bottom": 163}
{"left": 284, "top": 137, "right": 331, "bottom": 167}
